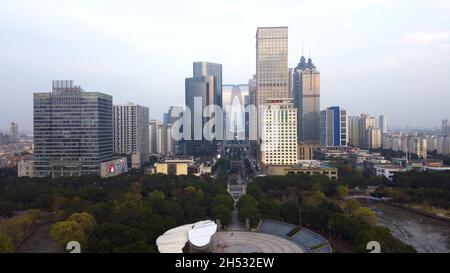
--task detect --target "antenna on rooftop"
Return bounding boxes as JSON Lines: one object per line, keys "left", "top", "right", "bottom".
{"left": 302, "top": 41, "right": 304, "bottom": 56}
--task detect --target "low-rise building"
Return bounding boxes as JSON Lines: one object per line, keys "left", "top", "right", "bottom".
{"left": 18, "top": 159, "right": 34, "bottom": 177}
{"left": 374, "top": 165, "right": 407, "bottom": 181}
{"left": 264, "top": 160, "right": 338, "bottom": 180}
{"left": 155, "top": 158, "right": 194, "bottom": 176}
{"left": 348, "top": 150, "right": 385, "bottom": 170}
{"left": 100, "top": 157, "right": 128, "bottom": 178}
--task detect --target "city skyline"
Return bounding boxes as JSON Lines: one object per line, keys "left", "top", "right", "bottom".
{"left": 1, "top": 0, "right": 450, "bottom": 132}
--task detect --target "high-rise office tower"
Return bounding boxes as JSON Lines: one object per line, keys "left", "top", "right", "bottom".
{"left": 165, "top": 106, "right": 183, "bottom": 154}
{"left": 33, "top": 80, "right": 113, "bottom": 177}
{"left": 262, "top": 99, "right": 297, "bottom": 165}
{"left": 149, "top": 119, "right": 163, "bottom": 155}
{"left": 379, "top": 114, "right": 388, "bottom": 134}
{"left": 288, "top": 68, "right": 294, "bottom": 98}
{"left": 249, "top": 75, "right": 257, "bottom": 106}
{"left": 320, "top": 106, "right": 347, "bottom": 147}
{"left": 348, "top": 116, "right": 360, "bottom": 147}
{"left": 185, "top": 75, "right": 215, "bottom": 139}
{"left": 256, "top": 27, "right": 289, "bottom": 142}
{"left": 442, "top": 119, "right": 449, "bottom": 136}
{"left": 193, "top": 62, "right": 222, "bottom": 107}
{"left": 10, "top": 122, "right": 19, "bottom": 143}
{"left": 293, "top": 56, "right": 320, "bottom": 143}
{"left": 113, "top": 103, "right": 149, "bottom": 168}
{"left": 248, "top": 75, "right": 258, "bottom": 143}
{"left": 184, "top": 62, "right": 221, "bottom": 156}
{"left": 222, "top": 84, "right": 249, "bottom": 141}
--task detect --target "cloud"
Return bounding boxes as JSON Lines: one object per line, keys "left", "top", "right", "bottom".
{"left": 404, "top": 31, "right": 450, "bottom": 45}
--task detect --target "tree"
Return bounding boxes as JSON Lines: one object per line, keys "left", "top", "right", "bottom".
{"left": 336, "top": 185, "right": 349, "bottom": 200}
{"left": 311, "top": 183, "right": 323, "bottom": 193}
{"left": 280, "top": 200, "right": 299, "bottom": 224}
{"left": 258, "top": 198, "right": 280, "bottom": 220}
{"left": 184, "top": 204, "right": 207, "bottom": 223}
{"left": 344, "top": 199, "right": 361, "bottom": 215}
{"left": 237, "top": 195, "right": 261, "bottom": 228}
{"left": 353, "top": 207, "right": 377, "bottom": 225}
{"left": 304, "top": 191, "right": 326, "bottom": 207}
{"left": 49, "top": 221, "right": 86, "bottom": 248}
{"left": 211, "top": 205, "right": 232, "bottom": 227}
{"left": 352, "top": 229, "right": 382, "bottom": 253}
{"left": 149, "top": 190, "right": 165, "bottom": 203}
{"left": 0, "top": 201, "right": 17, "bottom": 218}
{"left": 68, "top": 212, "right": 96, "bottom": 234}
{"left": 237, "top": 195, "right": 257, "bottom": 211}
{"left": 0, "top": 232, "right": 14, "bottom": 253}
{"left": 238, "top": 206, "right": 261, "bottom": 228}
{"left": 211, "top": 194, "right": 234, "bottom": 211}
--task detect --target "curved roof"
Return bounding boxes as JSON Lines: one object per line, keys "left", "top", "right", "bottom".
{"left": 156, "top": 220, "right": 217, "bottom": 253}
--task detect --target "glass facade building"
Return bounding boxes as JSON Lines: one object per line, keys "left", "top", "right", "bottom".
{"left": 293, "top": 56, "right": 321, "bottom": 144}
{"left": 320, "top": 106, "right": 347, "bottom": 147}
{"left": 33, "top": 80, "right": 113, "bottom": 177}
{"left": 222, "top": 84, "right": 249, "bottom": 140}
{"left": 193, "top": 62, "right": 223, "bottom": 107}
{"left": 184, "top": 71, "right": 218, "bottom": 156}
{"left": 256, "top": 27, "right": 289, "bottom": 107}
{"left": 256, "top": 27, "right": 289, "bottom": 145}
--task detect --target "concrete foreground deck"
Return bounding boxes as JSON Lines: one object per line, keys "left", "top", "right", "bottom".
{"left": 211, "top": 231, "right": 304, "bottom": 253}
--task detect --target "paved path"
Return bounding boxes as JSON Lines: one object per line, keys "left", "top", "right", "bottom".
{"left": 229, "top": 207, "right": 245, "bottom": 231}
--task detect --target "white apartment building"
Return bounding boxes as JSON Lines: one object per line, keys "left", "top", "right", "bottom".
{"left": 113, "top": 103, "right": 149, "bottom": 168}
{"left": 149, "top": 120, "right": 175, "bottom": 156}
{"left": 426, "top": 135, "right": 438, "bottom": 152}
{"left": 366, "top": 128, "right": 382, "bottom": 149}
{"left": 262, "top": 99, "right": 297, "bottom": 165}
{"left": 437, "top": 136, "right": 450, "bottom": 156}
{"left": 383, "top": 133, "right": 428, "bottom": 159}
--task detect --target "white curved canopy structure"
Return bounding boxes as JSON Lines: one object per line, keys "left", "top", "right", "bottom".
{"left": 156, "top": 220, "right": 217, "bottom": 253}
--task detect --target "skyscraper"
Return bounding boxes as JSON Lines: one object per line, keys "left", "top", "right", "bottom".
{"left": 10, "top": 122, "right": 19, "bottom": 143}
{"left": 113, "top": 103, "right": 149, "bottom": 168}
{"left": 185, "top": 75, "right": 215, "bottom": 139}
{"left": 262, "top": 99, "right": 297, "bottom": 165}
{"left": 183, "top": 62, "right": 221, "bottom": 156}
{"left": 149, "top": 120, "right": 162, "bottom": 155}
{"left": 360, "top": 114, "right": 378, "bottom": 149}
{"left": 320, "top": 106, "right": 347, "bottom": 147}
{"left": 348, "top": 114, "right": 381, "bottom": 149}
{"left": 165, "top": 106, "right": 183, "bottom": 154}
{"left": 33, "top": 80, "right": 113, "bottom": 177}
{"left": 256, "top": 27, "right": 289, "bottom": 142}
{"left": 248, "top": 75, "right": 258, "bottom": 143}
{"left": 193, "top": 62, "right": 222, "bottom": 107}
{"left": 366, "top": 128, "right": 382, "bottom": 149}
{"left": 293, "top": 56, "right": 320, "bottom": 143}
{"left": 379, "top": 114, "right": 388, "bottom": 134}
{"left": 249, "top": 75, "right": 257, "bottom": 105}
{"left": 442, "top": 119, "right": 449, "bottom": 136}
{"left": 348, "top": 116, "right": 360, "bottom": 147}
{"left": 222, "top": 84, "right": 249, "bottom": 140}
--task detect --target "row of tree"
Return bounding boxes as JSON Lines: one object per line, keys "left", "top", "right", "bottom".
{"left": 0, "top": 173, "right": 233, "bottom": 252}
{"left": 246, "top": 174, "right": 416, "bottom": 253}
{"left": 375, "top": 172, "right": 450, "bottom": 209}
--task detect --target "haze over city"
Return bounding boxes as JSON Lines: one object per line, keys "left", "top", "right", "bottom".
{"left": 1, "top": 0, "right": 450, "bottom": 132}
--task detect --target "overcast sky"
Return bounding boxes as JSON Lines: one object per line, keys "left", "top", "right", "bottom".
{"left": 1, "top": 0, "right": 450, "bottom": 133}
